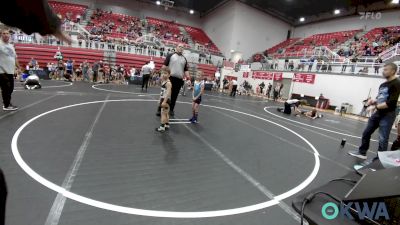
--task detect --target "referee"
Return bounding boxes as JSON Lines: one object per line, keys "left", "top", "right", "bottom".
{"left": 157, "top": 44, "right": 189, "bottom": 117}
{"left": 0, "top": 29, "right": 19, "bottom": 111}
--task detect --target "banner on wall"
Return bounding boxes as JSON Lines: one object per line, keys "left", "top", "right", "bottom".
{"left": 273, "top": 72, "right": 283, "bottom": 81}
{"left": 252, "top": 71, "right": 283, "bottom": 80}
{"left": 252, "top": 71, "right": 274, "bottom": 80}
{"left": 243, "top": 72, "right": 249, "bottom": 78}
{"left": 293, "top": 73, "right": 316, "bottom": 84}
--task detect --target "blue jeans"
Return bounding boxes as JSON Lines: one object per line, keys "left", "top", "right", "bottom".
{"left": 359, "top": 111, "right": 396, "bottom": 155}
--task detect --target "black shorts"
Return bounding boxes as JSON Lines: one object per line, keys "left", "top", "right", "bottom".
{"left": 193, "top": 96, "right": 202, "bottom": 104}
{"left": 66, "top": 70, "right": 73, "bottom": 74}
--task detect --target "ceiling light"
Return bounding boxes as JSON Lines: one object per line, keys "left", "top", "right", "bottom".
{"left": 334, "top": 9, "right": 340, "bottom": 15}
{"left": 299, "top": 17, "right": 305, "bottom": 22}
{"left": 230, "top": 50, "right": 235, "bottom": 53}
{"left": 156, "top": 1, "right": 161, "bottom": 5}
{"left": 189, "top": 9, "right": 194, "bottom": 14}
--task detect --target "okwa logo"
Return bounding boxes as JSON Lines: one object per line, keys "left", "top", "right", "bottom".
{"left": 321, "top": 202, "right": 390, "bottom": 220}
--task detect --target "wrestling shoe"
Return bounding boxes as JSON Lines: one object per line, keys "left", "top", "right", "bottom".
{"left": 348, "top": 150, "right": 367, "bottom": 160}
{"left": 155, "top": 125, "right": 166, "bottom": 132}
{"left": 3, "top": 104, "right": 18, "bottom": 111}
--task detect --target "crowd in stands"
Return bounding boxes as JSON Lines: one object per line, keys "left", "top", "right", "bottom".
{"left": 88, "top": 9, "right": 143, "bottom": 39}
{"left": 147, "top": 18, "right": 189, "bottom": 45}
{"left": 337, "top": 27, "right": 400, "bottom": 57}
{"left": 49, "top": 1, "right": 86, "bottom": 24}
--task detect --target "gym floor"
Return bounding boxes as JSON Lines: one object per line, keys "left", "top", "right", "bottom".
{"left": 0, "top": 80, "right": 395, "bottom": 225}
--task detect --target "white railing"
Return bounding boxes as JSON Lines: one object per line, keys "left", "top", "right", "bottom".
{"left": 249, "top": 60, "right": 399, "bottom": 77}
{"left": 379, "top": 43, "right": 400, "bottom": 62}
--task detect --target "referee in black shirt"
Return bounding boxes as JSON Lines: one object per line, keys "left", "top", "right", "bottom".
{"left": 157, "top": 44, "right": 189, "bottom": 117}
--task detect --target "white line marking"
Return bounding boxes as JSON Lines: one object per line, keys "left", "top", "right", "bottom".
{"left": 182, "top": 123, "right": 306, "bottom": 224}
{"left": 0, "top": 95, "right": 57, "bottom": 120}
{"left": 92, "top": 84, "right": 159, "bottom": 96}
{"left": 44, "top": 95, "right": 110, "bottom": 225}
{"left": 210, "top": 108, "right": 354, "bottom": 172}
{"left": 169, "top": 121, "right": 192, "bottom": 124}
{"left": 11, "top": 99, "right": 320, "bottom": 218}
{"left": 169, "top": 118, "right": 189, "bottom": 121}
{"left": 264, "top": 106, "right": 381, "bottom": 143}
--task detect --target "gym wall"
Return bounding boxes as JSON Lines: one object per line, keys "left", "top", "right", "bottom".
{"left": 223, "top": 69, "right": 384, "bottom": 114}
{"left": 293, "top": 10, "right": 400, "bottom": 38}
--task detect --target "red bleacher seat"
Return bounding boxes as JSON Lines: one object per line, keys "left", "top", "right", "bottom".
{"left": 183, "top": 25, "right": 221, "bottom": 54}
{"left": 48, "top": 1, "right": 87, "bottom": 21}
{"left": 15, "top": 44, "right": 217, "bottom": 76}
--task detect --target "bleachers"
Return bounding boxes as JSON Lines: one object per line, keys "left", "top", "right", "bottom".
{"left": 146, "top": 17, "right": 186, "bottom": 44}
{"left": 264, "top": 29, "right": 361, "bottom": 58}
{"left": 15, "top": 44, "right": 217, "bottom": 77}
{"left": 87, "top": 10, "right": 140, "bottom": 39}
{"left": 266, "top": 38, "right": 300, "bottom": 55}
{"left": 15, "top": 43, "right": 104, "bottom": 68}
{"left": 183, "top": 25, "right": 220, "bottom": 54}
{"left": 359, "top": 26, "right": 400, "bottom": 55}
{"left": 49, "top": 1, "right": 87, "bottom": 21}
{"left": 287, "top": 30, "right": 360, "bottom": 53}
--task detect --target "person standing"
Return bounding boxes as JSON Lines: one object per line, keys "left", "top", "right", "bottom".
{"left": 0, "top": 29, "right": 19, "bottom": 111}
{"left": 348, "top": 63, "right": 400, "bottom": 168}
{"left": 158, "top": 44, "right": 189, "bottom": 117}
{"left": 230, "top": 79, "right": 238, "bottom": 97}
{"left": 189, "top": 72, "right": 205, "bottom": 123}
{"left": 350, "top": 56, "right": 358, "bottom": 73}
{"left": 0, "top": 169, "right": 6, "bottom": 225}
{"left": 141, "top": 61, "right": 152, "bottom": 92}
{"left": 266, "top": 83, "right": 272, "bottom": 99}
{"left": 82, "top": 60, "right": 90, "bottom": 82}
{"left": 259, "top": 82, "right": 265, "bottom": 95}
{"left": 273, "top": 83, "right": 280, "bottom": 101}
{"left": 374, "top": 57, "right": 382, "bottom": 74}
{"left": 92, "top": 61, "right": 99, "bottom": 83}
{"left": 155, "top": 68, "right": 172, "bottom": 132}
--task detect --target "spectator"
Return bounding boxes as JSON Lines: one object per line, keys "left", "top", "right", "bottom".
{"left": 374, "top": 57, "right": 383, "bottom": 74}
{"left": 92, "top": 61, "right": 99, "bottom": 82}
{"left": 82, "top": 60, "right": 90, "bottom": 82}
{"left": 341, "top": 57, "right": 349, "bottom": 73}
{"left": 284, "top": 57, "right": 289, "bottom": 70}
{"left": 350, "top": 56, "right": 358, "bottom": 73}
{"left": 141, "top": 61, "right": 152, "bottom": 92}
{"left": 288, "top": 60, "right": 294, "bottom": 71}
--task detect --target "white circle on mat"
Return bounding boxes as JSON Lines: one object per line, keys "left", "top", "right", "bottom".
{"left": 11, "top": 99, "right": 320, "bottom": 218}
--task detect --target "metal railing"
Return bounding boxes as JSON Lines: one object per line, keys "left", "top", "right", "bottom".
{"left": 379, "top": 43, "right": 400, "bottom": 62}
{"left": 250, "top": 61, "right": 399, "bottom": 77}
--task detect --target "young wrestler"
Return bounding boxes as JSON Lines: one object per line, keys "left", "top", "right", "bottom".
{"left": 155, "top": 68, "right": 172, "bottom": 132}
{"left": 189, "top": 72, "right": 205, "bottom": 123}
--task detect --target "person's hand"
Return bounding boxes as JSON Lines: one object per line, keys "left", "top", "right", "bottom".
{"left": 161, "top": 102, "right": 168, "bottom": 108}
{"left": 368, "top": 99, "right": 376, "bottom": 106}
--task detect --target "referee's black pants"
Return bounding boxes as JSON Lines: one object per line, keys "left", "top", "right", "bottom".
{"left": 0, "top": 169, "right": 7, "bottom": 225}
{"left": 0, "top": 74, "right": 14, "bottom": 108}
{"left": 169, "top": 76, "right": 184, "bottom": 112}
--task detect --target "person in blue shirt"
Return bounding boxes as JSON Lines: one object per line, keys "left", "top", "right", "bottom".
{"left": 189, "top": 72, "right": 205, "bottom": 123}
